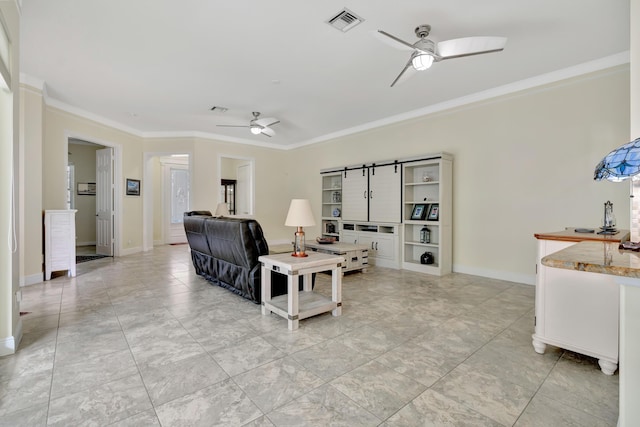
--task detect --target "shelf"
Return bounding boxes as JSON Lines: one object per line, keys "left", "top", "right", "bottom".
{"left": 405, "top": 200, "right": 439, "bottom": 204}
{"left": 322, "top": 187, "right": 342, "bottom": 191}
{"left": 404, "top": 220, "right": 440, "bottom": 225}
{"left": 322, "top": 202, "right": 341, "bottom": 205}
{"left": 404, "top": 240, "right": 438, "bottom": 248}
{"left": 402, "top": 261, "right": 441, "bottom": 273}
{"left": 405, "top": 181, "right": 440, "bottom": 186}
{"left": 322, "top": 216, "right": 341, "bottom": 220}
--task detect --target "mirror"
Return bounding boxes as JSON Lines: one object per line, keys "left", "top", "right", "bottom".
{"left": 219, "top": 156, "right": 254, "bottom": 216}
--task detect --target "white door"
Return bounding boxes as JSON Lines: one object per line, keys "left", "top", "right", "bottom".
{"left": 237, "top": 163, "right": 251, "bottom": 215}
{"left": 342, "top": 167, "right": 368, "bottom": 221}
{"left": 369, "top": 164, "right": 401, "bottom": 223}
{"left": 96, "top": 148, "right": 114, "bottom": 256}
{"left": 164, "top": 163, "right": 189, "bottom": 244}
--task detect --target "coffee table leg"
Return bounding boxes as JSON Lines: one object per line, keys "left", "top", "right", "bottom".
{"left": 261, "top": 264, "right": 271, "bottom": 315}
{"left": 288, "top": 273, "right": 299, "bottom": 330}
{"left": 303, "top": 274, "right": 312, "bottom": 292}
{"left": 332, "top": 264, "right": 342, "bottom": 316}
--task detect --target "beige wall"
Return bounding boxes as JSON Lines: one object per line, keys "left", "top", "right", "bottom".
{"left": 142, "top": 138, "right": 292, "bottom": 242}
{"left": 289, "top": 67, "right": 630, "bottom": 283}
{"left": 1, "top": 0, "right": 20, "bottom": 355}
{"left": 18, "top": 62, "right": 630, "bottom": 287}
{"left": 43, "top": 107, "right": 144, "bottom": 254}
{"left": 19, "top": 85, "right": 42, "bottom": 284}
{"left": 152, "top": 157, "right": 162, "bottom": 243}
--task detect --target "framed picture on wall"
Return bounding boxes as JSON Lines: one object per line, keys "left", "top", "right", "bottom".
{"left": 77, "top": 182, "right": 96, "bottom": 195}
{"left": 126, "top": 178, "right": 141, "bottom": 196}
{"left": 427, "top": 203, "right": 439, "bottom": 221}
{"left": 411, "top": 203, "right": 428, "bottom": 220}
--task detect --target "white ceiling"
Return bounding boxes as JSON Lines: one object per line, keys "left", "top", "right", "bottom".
{"left": 20, "top": 0, "right": 630, "bottom": 148}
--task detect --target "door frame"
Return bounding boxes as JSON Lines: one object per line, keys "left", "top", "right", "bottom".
{"left": 142, "top": 151, "right": 192, "bottom": 251}
{"left": 218, "top": 154, "right": 255, "bottom": 216}
{"left": 160, "top": 157, "right": 189, "bottom": 244}
{"left": 64, "top": 131, "right": 122, "bottom": 256}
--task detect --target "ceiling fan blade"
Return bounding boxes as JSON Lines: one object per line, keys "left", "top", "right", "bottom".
{"left": 390, "top": 57, "right": 417, "bottom": 87}
{"left": 260, "top": 127, "right": 275, "bottom": 137}
{"left": 255, "top": 117, "right": 279, "bottom": 127}
{"left": 374, "top": 30, "right": 415, "bottom": 51}
{"left": 216, "top": 124, "right": 249, "bottom": 128}
{"left": 437, "top": 36, "right": 507, "bottom": 59}
{"left": 378, "top": 30, "right": 416, "bottom": 50}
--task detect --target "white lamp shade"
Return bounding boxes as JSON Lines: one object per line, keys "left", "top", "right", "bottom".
{"left": 215, "top": 202, "right": 230, "bottom": 216}
{"left": 284, "top": 199, "right": 316, "bottom": 227}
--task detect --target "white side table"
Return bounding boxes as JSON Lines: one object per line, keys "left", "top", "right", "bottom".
{"left": 259, "top": 252, "right": 344, "bottom": 331}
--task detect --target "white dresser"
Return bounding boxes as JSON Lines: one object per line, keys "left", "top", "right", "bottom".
{"left": 44, "top": 209, "right": 77, "bottom": 280}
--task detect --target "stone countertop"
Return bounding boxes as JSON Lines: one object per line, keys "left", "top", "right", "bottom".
{"left": 541, "top": 240, "right": 640, "bottom": 278}
{"left": 535, "top": 228, "right": 630, "bottom": 243}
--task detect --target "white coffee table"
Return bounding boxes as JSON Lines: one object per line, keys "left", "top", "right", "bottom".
{"left": 259, "top": 252, "right": 344, "bottom": 330}
{"left": 305, "top": 241, "right": 369, "bottom": 273}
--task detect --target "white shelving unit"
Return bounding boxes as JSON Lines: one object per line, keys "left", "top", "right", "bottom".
{"left": 321, "top": 172, "right": 342, "bottom": 240}
{"left": 321, "top": 153, "right": 452, "bottom": 276}
{"left": 402, "top": 154, "right": 452, "bottom": 275}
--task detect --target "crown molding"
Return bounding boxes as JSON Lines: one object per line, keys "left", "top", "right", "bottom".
{"left": 289, "top": 51, "right": 630, "bottom": 149}
{"left": 142, "top": 130, "right": 285, "bottom": 150}
{"left": 22, "top": 51, "right": 630, "bottom": 151}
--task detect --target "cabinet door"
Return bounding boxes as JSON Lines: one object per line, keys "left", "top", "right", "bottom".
{"left": 342, "top": 169, "right": 368, "bottom": 221}
{"left": 369, "top": 164, "right": 401, "bottom": 223}
{"left": 341, "top": 231, "right": 359, "bottom": 244}
{"left": 373, "top": 234, "right": 395, "bottom": 259}
{"left": 360, "top": 234, "right": 395, "bottom": 260}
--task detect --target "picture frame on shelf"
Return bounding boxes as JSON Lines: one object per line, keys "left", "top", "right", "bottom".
{"left": 411, "top": 203, "right": 428, "bottom": 220}
{"left": 427, "top": 203, "right": 439, "bottom": 221}
{"left": 126, "top": 178, "right": 141, "bottom": 196}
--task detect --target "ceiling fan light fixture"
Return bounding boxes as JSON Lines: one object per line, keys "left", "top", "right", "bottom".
{"left": 412, "top": 53, "right": 433, "bottom": 70}
{"left": 250, "top": 125, "right": 262, "bottom": 135}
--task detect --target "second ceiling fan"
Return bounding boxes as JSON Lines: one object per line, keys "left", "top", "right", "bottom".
{"left": 377, "top": 24, "right": 507, "bottom": 87}
{"left": 217, "top": 112, "right": 280, "bottom": 137}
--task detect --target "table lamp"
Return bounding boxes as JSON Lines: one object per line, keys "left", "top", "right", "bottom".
{"left": 215, "top": 202, "right": 230, "bottom": 217}
{"left": 285, "top": 199, "right": 316, "bottom": 257}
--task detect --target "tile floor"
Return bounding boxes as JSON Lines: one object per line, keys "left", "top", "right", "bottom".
{"left": 1, "top": 244, "right": 619, "bottom": 426}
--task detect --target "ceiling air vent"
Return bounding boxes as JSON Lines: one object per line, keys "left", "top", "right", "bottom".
{"left": 326, "top": 8, "right": 364, "bottom": 33}
{"left": 210, "top": 106, "right": 228, "bottom": 112}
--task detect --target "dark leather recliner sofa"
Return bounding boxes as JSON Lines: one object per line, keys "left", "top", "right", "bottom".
{"left": 183, "top": 211, "right": 306, "bottom": 304}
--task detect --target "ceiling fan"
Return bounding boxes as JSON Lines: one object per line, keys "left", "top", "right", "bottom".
{"left": 377, "top": 24, "right": 507, "bottom": 87}
{"left": 217, "top": 112, "right": 280, "bottom": 137}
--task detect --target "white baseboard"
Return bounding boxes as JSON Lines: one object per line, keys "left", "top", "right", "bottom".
{"left": 0, "top": 318, "right": 22, "bottom": 356}
{"left": 119, "top": 246, "right": 143, "bottom": 256}
{"left": 76, "top": 241, "right": 96, "bottom": 247}
{"left": 453, "top": 264, "right": 535, "bottom": 286}
{"left": 22, "top": 273, "right": 44, "bottom": 286}
{"left": 369, "top": 257, "right": 400, "bottom": 270}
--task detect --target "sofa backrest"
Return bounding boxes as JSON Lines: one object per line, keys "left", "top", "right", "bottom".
{"left": 183, "top": 212, "right": 270, "bottom": 265}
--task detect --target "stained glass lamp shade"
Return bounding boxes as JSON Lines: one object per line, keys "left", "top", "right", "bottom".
{"left": 594, "top": 137, "right": 640, "bottom": 182}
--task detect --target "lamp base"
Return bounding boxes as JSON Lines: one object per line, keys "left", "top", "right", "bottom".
{"left": 291, "top": 227, "right": 308, "bottom": 257}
